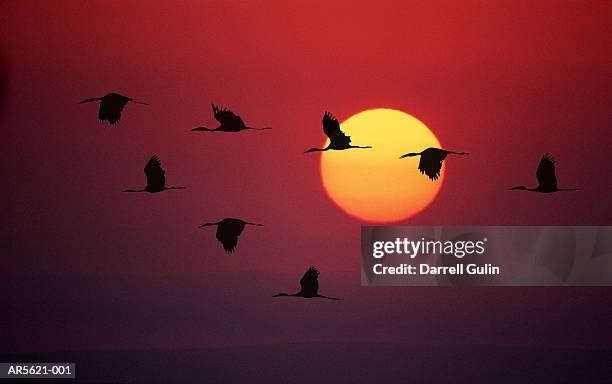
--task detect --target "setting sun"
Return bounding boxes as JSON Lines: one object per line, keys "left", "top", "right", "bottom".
{"left": 320, "top": 109, "right": 443, "bottom": 223}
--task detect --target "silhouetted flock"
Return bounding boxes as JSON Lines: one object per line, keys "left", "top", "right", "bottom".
{"left": 80, "top": 92, "right": 579, "bottom": 300}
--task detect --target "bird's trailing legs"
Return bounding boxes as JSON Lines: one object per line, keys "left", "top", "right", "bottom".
{"left": 129, "top": 99, "right": 149, "bottom": 105}
{"left": 244, "top": 126, "right": 272, "bottom": 130}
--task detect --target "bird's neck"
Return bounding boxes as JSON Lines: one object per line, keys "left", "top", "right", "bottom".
{"left": 304, "top": 147, "right": 327, "bottom": 153}
{"left": 273, "top": 292, "right": 301, "bottom": 297}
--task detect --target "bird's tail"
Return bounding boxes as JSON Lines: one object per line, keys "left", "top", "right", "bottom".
{"left": 448, "top": 151, "right": 469, "bottom": 155}
{"left": 191, "top": 127, "right": 214, "bottom": 131}
{"left": 245, "top": 222, "right": 264, "bottom": 226}
{"left": 167, "top": 186, "right": 187, "bottom": 190}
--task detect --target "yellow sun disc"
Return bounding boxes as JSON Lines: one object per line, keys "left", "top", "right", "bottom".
{"left": 320, "top": 108, "right": 444, "bottom": 223}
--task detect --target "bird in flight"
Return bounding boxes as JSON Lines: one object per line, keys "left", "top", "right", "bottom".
{"left": 273, "top": 267, "right": 340, "bottom": 300}
{"left": 510, "top": 154, "right": 578, "bottom": 193}
{"left": 191, "top": 104, "right": 271, "bottom": 132}
{"left": 304, "top": 111, "right": 372, "bottom": 153}
{"left": 123, "top": 155, "right": 186, "bottom": 193}
{"left": 79, "top": 92, "right": 148, "bottom": 125}
{"left": 198, "top": 218, "right": 263, "bottom": 254}
{"left": 399, "top": 147, "right": 468, "bottom": 181}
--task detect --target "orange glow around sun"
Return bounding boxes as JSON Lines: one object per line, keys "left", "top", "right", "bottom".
{"left": 320, "top": 108, "right": 444, "bottom": 223}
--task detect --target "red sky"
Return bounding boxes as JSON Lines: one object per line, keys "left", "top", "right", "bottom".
{"left": 2, "top": 1, "right": 611, "bottom": 353}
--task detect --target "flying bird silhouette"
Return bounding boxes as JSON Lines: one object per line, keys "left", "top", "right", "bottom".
{"left": 399, "top": 147, "right": 468, "bottom": 181}
{"left": 122, "top": 155, "right": 186, "bottom": 193}
{"left": 198, "top": 218, "right": 263, "bottom": 254}
{"left": 273, "top": 267, "right": 340, "bottom": 300}
{"left": 510, "top": 154, "right": 578, "bottom": 193}
{"left": 304, "top": 111, "right": 372, "bottom": 153}
{"left": 79, "top": 92, "right": 148, "bottom": 125}
{"left": 191, "top": 104, "right": 271, "bottom": 132}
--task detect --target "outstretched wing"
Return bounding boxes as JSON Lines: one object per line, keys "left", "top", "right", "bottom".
{"left": 144, "top": 155, "right": 166, "bottom": 191}
{"left": 215, "top": 219, "right": 249, "bottom": 254}
{"left": 212, "top": 104, "right": 245, "bottom": 128}
{"left": 536, "top": 154, "right": 557, "bottom": 190}
{"left": 418, "top": 149, "right": 445, "bottom": 181}
{"left": 299, "top": 267, "right": 319, "bottom": 296}
{"left": 99, "top": 94, "right": 130, "bottom": 125}
{"left": 322, "top": 111, "right": 351, "bottom": 146}
{"left": 216, "top": 227, "right": 239, "bottom": 254}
